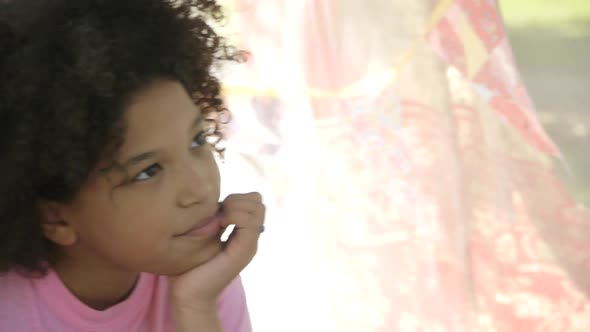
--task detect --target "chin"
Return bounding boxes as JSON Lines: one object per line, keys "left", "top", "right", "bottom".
{"left": 162, "top": 240, "right": 223, "bottom": 276}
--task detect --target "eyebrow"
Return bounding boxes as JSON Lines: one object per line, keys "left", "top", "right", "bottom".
{"left": 117, "top": 111, "right": 204, "bottom": 169}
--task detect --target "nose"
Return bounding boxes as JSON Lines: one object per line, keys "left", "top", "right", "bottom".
{"left": 176, "top": 158, "right": 213, "bottom": 208}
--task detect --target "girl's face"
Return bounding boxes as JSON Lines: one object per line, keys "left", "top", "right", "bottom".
{"left": 52, "top": 80, "right": 222, "bottom": 275}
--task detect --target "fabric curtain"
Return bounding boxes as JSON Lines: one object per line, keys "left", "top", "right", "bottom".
{"left": 218, "top": 1, "right": 590, "bottom": 331}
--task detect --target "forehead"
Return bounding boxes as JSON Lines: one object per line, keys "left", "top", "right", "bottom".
{"left": 120, "top": 80, "right": 199, "bottom": 149}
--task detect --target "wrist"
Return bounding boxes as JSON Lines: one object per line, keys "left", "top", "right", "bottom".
{"left": 173, "top": 304, "right": 222, "bottom": 332}
{"left": 172, "top": 298, "right": 217, "bottom": 315}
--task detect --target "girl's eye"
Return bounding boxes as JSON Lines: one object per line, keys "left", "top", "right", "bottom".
{"left": 191, "top": 131, "right": 208, "bottom": 149}
{"left": 133, "top": 164, "right": 162, "bottom": 182}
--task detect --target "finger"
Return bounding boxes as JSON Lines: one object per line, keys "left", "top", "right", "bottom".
{"left": 220, "top": 205, "right": 264, "bottom": 249}
{"left": 218, "top": 193, "right": 265, "bottom": 262}
{"left": 219, "top": 217, "right": 261, "bottom": 267}
{"left": 222, "top": 224, "right": 259, "bottom": 248}
{"left": 221, "top": 198, "right": 264, "bottom": 214}
{"left": 222, "top": 210, "right": 255, "bottom": 228}
{"left": 220, "top": 201, "right": 265, "bottom": 226}
{"left": 223, "top": 192, "right": 262, "bottom": 204}
{"left": 221, "top": 211, "right": 263, "bottom": 237}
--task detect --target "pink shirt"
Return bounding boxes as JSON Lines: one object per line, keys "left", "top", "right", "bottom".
{"left": 0, "top": 269, "right": 251, "bottom": 331}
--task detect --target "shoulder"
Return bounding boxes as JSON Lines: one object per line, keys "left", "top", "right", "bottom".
{"left": 0, "top": 271, "right": 37, "bottom": 324}
{"left": 0, "top": 270, "right": 33, "bottom": 299}
{"left": 217, "top": 276, "right": 252, "bottom": 332}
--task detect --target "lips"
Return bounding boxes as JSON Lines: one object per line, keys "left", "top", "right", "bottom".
{"left": 175, "top": 215, "right": 222, "bottom": 238}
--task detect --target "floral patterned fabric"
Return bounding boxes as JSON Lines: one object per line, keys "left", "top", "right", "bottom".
{"left": 218, "top": 0, "right": 590, "bottom": 331}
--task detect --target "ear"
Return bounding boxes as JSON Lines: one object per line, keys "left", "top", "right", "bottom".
{"left": 38, "top": 201, "right": 77, "bottom": 246}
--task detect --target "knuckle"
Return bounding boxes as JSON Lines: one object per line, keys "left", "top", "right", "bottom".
{"left": 224, "top": 193, "right": 239, "bottom": 201}
{"left": 249, "top": 192, "right": 262, "bottom": 201}
{"left": 257, "top": 205, "right": 266, "bottom": 219}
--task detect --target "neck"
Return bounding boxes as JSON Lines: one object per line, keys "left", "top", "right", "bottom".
{"left": 52, "top": 251, "right": 139, "bottom": 310}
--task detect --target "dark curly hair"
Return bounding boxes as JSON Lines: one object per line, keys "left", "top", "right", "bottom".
{"left": 0, "top": 0, "right": 243, "bottom": 274}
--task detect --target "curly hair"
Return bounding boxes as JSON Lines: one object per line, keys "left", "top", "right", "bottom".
{"left": 0, "top": 0, "right": 243, "bottom": 274}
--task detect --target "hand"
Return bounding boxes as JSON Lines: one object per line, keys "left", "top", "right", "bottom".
{"left": 169, "top": 192, "right": 265, "bottom": 311}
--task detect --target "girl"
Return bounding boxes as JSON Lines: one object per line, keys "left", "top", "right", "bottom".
{"left": 0, "top": 0, "right": 263, "bottom": 331}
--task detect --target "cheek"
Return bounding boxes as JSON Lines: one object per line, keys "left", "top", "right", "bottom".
{"left": 82, "top": 194, "right": 173, "bottom": 247}
{"left": 87, "top": 209, "right": 174, "bottom": 267}
{"left": 211, "top": 161, "right": 221, "bottom": 190}
{"left": 205, "top": 151, "right": 221, "bottom": 189}
{"left": 115, "top": 201, "right": 174, "bottom": 237}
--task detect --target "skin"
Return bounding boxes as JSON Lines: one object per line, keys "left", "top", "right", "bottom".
{"left": 40, "top": 80, "right": 264, "bottom": 328}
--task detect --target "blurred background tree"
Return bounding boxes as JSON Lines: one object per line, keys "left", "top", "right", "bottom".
{"left": 500, "top": 0, "right": 590, "bottom": 205}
